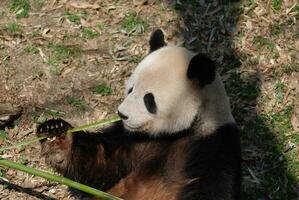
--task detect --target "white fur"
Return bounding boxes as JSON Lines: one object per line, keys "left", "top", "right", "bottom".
{"left": 118, "top": 46, "right": 234, "bottom": 136}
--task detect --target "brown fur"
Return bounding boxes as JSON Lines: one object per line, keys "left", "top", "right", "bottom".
{"left": 40, "top": 128, "right": 190, "bottom": 200}
{"left": 105, "top": 138, "right": 190, "bottom": 200}
{"left": 108, "top": 175, "right": 177, "bottom": 200}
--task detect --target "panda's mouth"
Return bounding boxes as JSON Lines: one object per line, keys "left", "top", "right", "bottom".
{"left": 124, "top": 123, "right": 143, "bottom": 131}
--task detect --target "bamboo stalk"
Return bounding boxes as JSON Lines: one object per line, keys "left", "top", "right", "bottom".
{"left": 0, "top": 117, "right": 121, "bottom": 152}
{"left": 67, "top": 117, "right": 121, "bottom": 133}
{"left": 0, "top": 158, "right": 123, "bottom": 200}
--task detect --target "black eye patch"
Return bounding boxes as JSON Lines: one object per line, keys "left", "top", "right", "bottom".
{"left": 144, "top": 93, "right": 157, "bottom": 114}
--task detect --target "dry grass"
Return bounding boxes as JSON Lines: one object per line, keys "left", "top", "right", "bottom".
{"left": 0, "top": 0, "right": 298, "bottom": 199}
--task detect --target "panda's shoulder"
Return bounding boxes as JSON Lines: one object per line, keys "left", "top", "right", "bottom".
{"left": 190, "top": 123, "right": 240, "bottom": 151}
{"left": 185, "top": 123, "right": 241, "bottom": 166}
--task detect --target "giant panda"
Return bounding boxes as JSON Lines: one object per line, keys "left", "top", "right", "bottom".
{"left": 37, "top": 29, "right": 241, "bottom": 200}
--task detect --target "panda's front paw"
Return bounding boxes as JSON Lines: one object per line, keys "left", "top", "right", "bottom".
{"left": 37, "top": 119, "right": 73, "bottom": 172}
{"left": 37, "top": 118, "right": 72, "bottom": 138}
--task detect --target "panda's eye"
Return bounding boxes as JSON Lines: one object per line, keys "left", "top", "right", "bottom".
{"left": 144, "top": 93, "right": 157, "bottom": 114}
{"left": 128, "top": 87, "right": 133, "bottom": 94}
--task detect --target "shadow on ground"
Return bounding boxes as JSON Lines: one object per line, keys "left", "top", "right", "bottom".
{"left": 169, "top": 0, "right": 298, "bottom": 199}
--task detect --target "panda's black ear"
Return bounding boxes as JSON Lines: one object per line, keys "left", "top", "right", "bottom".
{"left": 187, "top": 53, "right": 216, "bottom": 87}
{"left": 149, "top": 29, "right": 166, "bottom": 53}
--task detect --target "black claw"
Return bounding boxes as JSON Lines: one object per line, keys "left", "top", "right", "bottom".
{"left": 37, "top": 118, "right": 72, "bottom": 136}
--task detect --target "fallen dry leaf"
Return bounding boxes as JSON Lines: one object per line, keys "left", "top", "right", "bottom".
{"left": 67, "top": 1, "right": 100, "bottom": 9}
{"left": 291, "top": 113, "right": 299, "bottom": 131}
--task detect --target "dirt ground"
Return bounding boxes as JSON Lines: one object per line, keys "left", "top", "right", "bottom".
{"left": 0, "top": 0, "right": 298, "bottom": 199}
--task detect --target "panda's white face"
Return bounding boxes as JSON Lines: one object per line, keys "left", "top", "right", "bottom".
{"left": 117, "top": 29, "right": 234, "bottom": 136}
{"left": 118, "top": 47, "right": 201, "bottom": 135}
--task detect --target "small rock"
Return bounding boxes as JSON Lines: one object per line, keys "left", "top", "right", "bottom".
{"left": 49, "top": 188, "right": 57, "bottom": 194}
{"left": 0, "top": 103, "right": 22, "bottom": 128}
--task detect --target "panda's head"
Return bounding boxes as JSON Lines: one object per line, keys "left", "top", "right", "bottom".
{"left": 118, "top": 29, "right": 234, "bottom": 136}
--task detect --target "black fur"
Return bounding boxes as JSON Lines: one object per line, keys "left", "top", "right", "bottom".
{"left": 187, "top": 53, "right": 216, "bottom": 87}
{"left": 178, "top": 123, "right": 241, "bottom": 200}
{"left": 149, "top": 29, "right": 166, "bottom": 53}
{"left": 143, "top": 93, "right": 157, "bottom": 114}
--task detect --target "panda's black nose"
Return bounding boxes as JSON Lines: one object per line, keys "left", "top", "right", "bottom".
{"left": 118, "top": 110, "right": 128, "bottom": 120}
